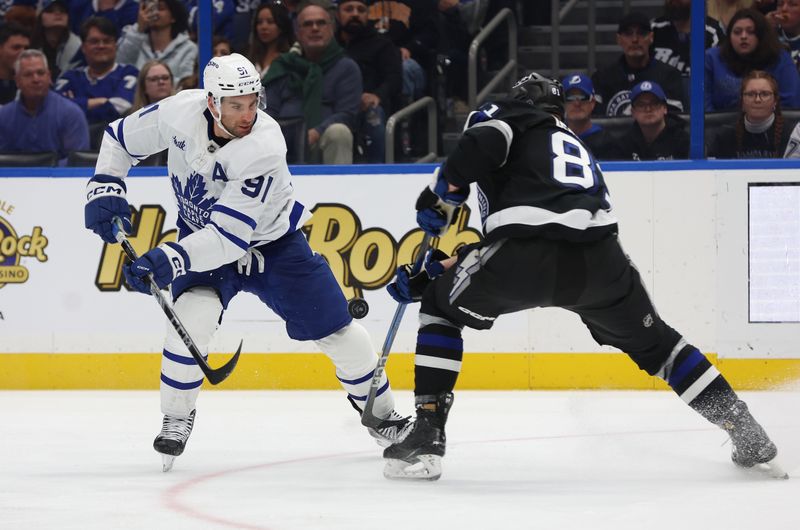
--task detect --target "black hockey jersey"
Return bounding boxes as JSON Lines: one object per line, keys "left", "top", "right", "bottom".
{"left": 651, "top": 16, "right": 724, "bottom": 76}
{"left": 591, "top": 56, "right": 685, "bottom": 116}
{"left": 614, "top": 114, "right": 690, "bottom": 161}
{"left": 442, "top": 99, "right": 618, "bottom": 243}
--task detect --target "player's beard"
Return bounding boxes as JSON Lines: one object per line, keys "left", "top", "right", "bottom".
{"left": 216, "top": 111, "right": 255, "bottom": 139}
{"left": 229, "top": 120, "right": 254, "bottom": 138}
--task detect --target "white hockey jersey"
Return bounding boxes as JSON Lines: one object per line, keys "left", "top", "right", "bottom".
{"left": 94, "top": 89, "right": 310, "bottom": 272}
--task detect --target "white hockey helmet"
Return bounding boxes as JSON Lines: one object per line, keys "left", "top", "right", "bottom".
{"left": 203, "top": 53, "right": 265, "bottom": 111}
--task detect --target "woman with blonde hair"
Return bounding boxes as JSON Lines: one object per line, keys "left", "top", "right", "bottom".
{"left": 707, "top": 0, "right": 755, "bottom": 30}
{"left": 708, "top": 70, "right": 790, "bottom": 158}
{"left": 129, "top": 60, "right": 174, "bottom": 114}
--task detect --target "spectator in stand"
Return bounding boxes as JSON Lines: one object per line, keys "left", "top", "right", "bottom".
{"left": 615, "top": 80, "right": 689, "bottom": 160}
{"left": 436, "top": 0, "right": 471, "bottom": 110}
{"left": 213, "top": 35, "right": 232, "bottom": 56}
{"left": 4, "top": 1, "right": 36, "bottom": 31}
{"left": 766, "top": 0, "right": 800, "bottom": 70}
{"left": 592, "top": 11, "right": 685, "bottom": 116}
{"left": 561, "top": 73, "right": 619, "bottom": 161}
{"left": 175, "top": 35, "right": 230, "bottom": 90}
{"left": 55, "top": 17, "right": 138, "bottom": 125}
{"left": 705, "top": 8, "right": 800, "bottom": 110}
{"left": 185, "top": 0, "right": 235, "bottom": 41}
{"left": 71, "top": 0, "right": 138, "bottom": 35}
{"left": 248, "top": 1, "right": 295, "bottom": 76}
{"left": 652, "top": 0, "right": 725, "bottom": 77}
{"left": 709, "top": 70, "right": 790, "bottom": 157}
{"left": 231, "top": 0, "right": 257, "bottom": 52}
{"left": 116, "top": 0, "right": 198, "bottom": 86}
{"left": 30, "top": 0, "right": 81, "bottom": 80}
{"left": 126, "top": 58, "right": 173, "bottom": 164}
{"left": 0, "top": 22, "right": 29, "bottom": 104}
{"left": 128, "top": 59, "right": 173, "bottom": 114}
{"left": 708, "top": 0, "right": 755, "bottom": 30}
{"left": 367, "top": 0, "right": 436, "bottom": 102}
{"left": 336, "top": 0, "right": 401, "bottom": 163}
{"left": 263, "top": 0, "right": 362, "bottom": 164}
{"left": 0, "top": 48, "right": 88, "bottom": 161}
{"left": 232, "top": 0, "right": 299, "bottom": 53}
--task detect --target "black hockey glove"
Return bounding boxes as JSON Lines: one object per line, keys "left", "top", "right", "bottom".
{"left": 387, "top": 248, "right": 450, "bottom": 304}
{"left": 416, "top": 167, "right": 469, "bottom": 237}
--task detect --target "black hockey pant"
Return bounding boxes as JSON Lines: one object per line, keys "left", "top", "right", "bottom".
{"left": 414, "top": 234, "right": 738, "bottom": 423}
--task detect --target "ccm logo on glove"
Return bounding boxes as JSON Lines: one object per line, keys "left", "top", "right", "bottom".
{"left": 84, "top": 175, "right": 132, "bottom": 244}
{"left": 86, "top": 183, "right": 124, "bottom": 200}
{"left": 123, "top": 242, "right": 191, "bottom": 294}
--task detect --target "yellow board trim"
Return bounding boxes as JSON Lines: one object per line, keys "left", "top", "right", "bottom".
{"left": 1, "top": 353, "right": 799, "bottom": 390}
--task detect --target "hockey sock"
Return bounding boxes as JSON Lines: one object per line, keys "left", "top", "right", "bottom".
{"left": 317, "top": 322, "right": 395, "bottom": 419}
{"left": 414, "top": 323, "right": 464, "bottom": 396}
{"left": 661, "top": 343, "right": 738, "bottom": 424}
{"left": 160, "top": 288, "right": 221, "bottom": 417}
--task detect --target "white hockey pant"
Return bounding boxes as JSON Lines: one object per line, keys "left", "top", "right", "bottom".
{"left": 315, "top": 321, "right": 395, "bottom": 419}
{"left": 159, "top": 287, "right": 222, "bottom": 417}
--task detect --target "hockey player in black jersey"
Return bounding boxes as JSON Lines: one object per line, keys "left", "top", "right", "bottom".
{"left": 382, "top": 72, "right": 786, "bottom": 481}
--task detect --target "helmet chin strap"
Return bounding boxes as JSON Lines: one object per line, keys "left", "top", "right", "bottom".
{"left": 209, "top": 98, "right": 236, "bottom": 139}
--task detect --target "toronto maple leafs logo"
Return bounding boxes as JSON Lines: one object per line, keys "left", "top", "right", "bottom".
{"left": 171, "top": 172, "right": 218, "bottom": 228}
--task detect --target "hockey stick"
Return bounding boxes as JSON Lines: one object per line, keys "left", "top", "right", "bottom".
{"left": 112, "top": 219, "right": 241, "bottom": 385}
{"left": 361, "top": 233, "right": 432, "bottom": 429}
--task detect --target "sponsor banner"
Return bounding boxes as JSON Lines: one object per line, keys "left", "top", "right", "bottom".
{"left": 0, "top": 167, "right": 798, "bottom": 375}
{"left": 0, "top": 171, "right": 485, "bottom": 356}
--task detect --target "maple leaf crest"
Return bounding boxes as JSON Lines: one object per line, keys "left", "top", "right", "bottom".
{"left": 171, "top": 173, "right": 217, "bottom": 209}
{"left": 171, "top": 172, "right": 218, "bottom": 226}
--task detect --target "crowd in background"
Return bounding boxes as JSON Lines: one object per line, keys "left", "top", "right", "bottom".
{"left": 2, "top": 0, "right": 800, "bottom": 164}
{"left": 561, "top": 0, "right": 800, "bottom": 161}
{"left": 0, "top": 0, "right": 521, "bottom": 165}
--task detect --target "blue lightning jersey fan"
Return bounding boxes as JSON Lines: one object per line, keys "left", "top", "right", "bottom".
{"left": 55, "top": 63, "right": 139, "bottom": 124}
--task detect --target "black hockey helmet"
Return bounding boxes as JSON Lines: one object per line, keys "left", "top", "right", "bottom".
{"left": 511, "top": 72, "right": 565, "bottom": 118}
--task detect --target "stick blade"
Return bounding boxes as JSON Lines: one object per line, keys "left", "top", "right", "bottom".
{"left": 205, "top": 340, "right": 243, "bottom": 385}
{"left": 360, "top": 400, "right": 383, "bottom": 429}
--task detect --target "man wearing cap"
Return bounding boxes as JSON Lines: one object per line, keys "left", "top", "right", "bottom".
{"left": 561, "top": 72, "right": 619, "bottom": 160}
{"left": 592, "top": 11, "right": 685, "bottom": 116}
{"left": 615, "top": 80, "right": 689, "bottom": 160}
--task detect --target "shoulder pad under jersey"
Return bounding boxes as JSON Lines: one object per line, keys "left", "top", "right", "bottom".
{"left": 466, "top": 98, "right": 556, "bottom": 132}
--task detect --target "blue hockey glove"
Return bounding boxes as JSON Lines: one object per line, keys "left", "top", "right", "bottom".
{"left": 123, "top": 242, "right": 190, "bottom": 294}
{"left": 415, "top": 167, "right": 469, "bottom": 237}
{"left": 84, "top": 175, "right": 131, "bottom": 244}
{"left": 387, "top": 248, "right": 450, "bottom": 303}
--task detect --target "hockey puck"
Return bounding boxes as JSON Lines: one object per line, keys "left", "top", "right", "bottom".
{"left": 348, "top": 298, "right": 369, "bottom": 319}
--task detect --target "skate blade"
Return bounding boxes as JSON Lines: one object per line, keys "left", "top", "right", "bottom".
{"left": 383, "top": 455, "right": 442, "bottom": 481}
{"left": 754, "top": 458, "right": 789, "bottom": 480}
{"left": 161, "top": 454, "right": 176, "bottom": 473}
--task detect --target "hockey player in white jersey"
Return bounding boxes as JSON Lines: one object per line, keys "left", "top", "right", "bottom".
{"left": 83, "top": 53, "right": 411, "bottom": 472}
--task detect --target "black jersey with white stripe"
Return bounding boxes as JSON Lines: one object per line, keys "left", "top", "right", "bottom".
{"left": 442, "top": 98, "right": 618, "bottom": 243}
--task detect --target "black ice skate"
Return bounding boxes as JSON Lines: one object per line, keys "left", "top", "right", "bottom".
{"left": 383, "top": 392, "right": 453, "bottom": 481}
{"left": 153, "top": 409, "right": 195, "bottom": 472}
{"left": 368, "top": 410, "right": 414, "bottom": 448}
{"left": 720, "top": 401, "right": 787, "bottom": 479}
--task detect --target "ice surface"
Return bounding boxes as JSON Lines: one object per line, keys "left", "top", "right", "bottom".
{"left": 1, "top": 390, "right": 798, "bottom": 530}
